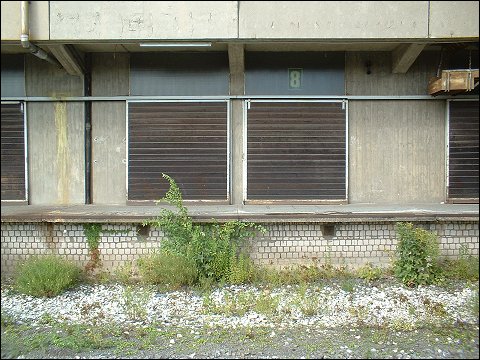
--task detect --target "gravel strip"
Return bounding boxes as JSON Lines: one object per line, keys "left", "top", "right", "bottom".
{"left": 1, "top": 281, "right": 478, "bottom": 329}
{"left": 1, "top": 280, "right": 479, "bottom": 359}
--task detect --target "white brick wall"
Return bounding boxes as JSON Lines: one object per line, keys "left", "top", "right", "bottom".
{"left": 1, "top": 221, "right": 478, "bottom": 276}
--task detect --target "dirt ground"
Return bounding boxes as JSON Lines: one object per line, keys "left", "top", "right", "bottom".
{"left": 2, "top": 322, "right": 479, "bottom": 359}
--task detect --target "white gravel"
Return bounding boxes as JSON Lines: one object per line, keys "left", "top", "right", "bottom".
{"left": 1, "top": 280, "right": 478, "bottom": 330}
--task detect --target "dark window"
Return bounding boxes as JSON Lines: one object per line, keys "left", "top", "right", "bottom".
{"left": 448, "top": 101, "right": 479, "bottom": 201}
{"left": 128, "top": 101, "right": 228, "bottom": 201}
{"left": 1, "top": 103, "right": 26, "bottom": 201}
{"left": 245, "top": 52, "right": 345, "bottom": 95}
{"left": 246, "top": 101, "right": 346, "bottom": 202}
{"left": 1, "top": 54, "right": 25, "bottom": 97}
{"left": 130, "top": 52, "right": 229, "bottom": 96}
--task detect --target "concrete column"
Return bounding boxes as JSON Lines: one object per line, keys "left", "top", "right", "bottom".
{"left": 228, "top": 44, "right": 245, "bottom": 205}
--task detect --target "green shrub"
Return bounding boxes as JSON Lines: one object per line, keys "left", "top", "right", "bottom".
{"left": 144, "top": 173, "right": 265, "bottom": 284}
{"left": 137, "top": 251, "right": 198, "bottom": 289}
{"left": 228, "top": 253, "right": 256, "bottom": 284}
{"left": 441, "top": 244, "right": 479, "bottom": 281}
{"left": 254, "top": 264, "right": 322, "bottom": 286}
{"left": 114, "top": 262, "right": 141, "bottom": 285}
{"left": 394, "top": 222, "right": 443, "bottom": 287}
{"left": 254, "top": 292, "right": 280, "bottom": 315}
{"left": 357, "top": 263, "right": 383, "bottom": 281}
{"left": 14, "top": 255, "right": 82, "bottom": 297}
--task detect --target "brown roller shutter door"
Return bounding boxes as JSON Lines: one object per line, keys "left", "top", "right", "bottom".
{"left": 128, "top": 102, "right": 228, "bottom": 201}
{"left": 247, "top": 101, "right": 346, "bottom": 201}
{"left": 448, "top": 101, "right": 479, "bottom": 201}
{"left": 1, "top": 103, "right": 26, "bottom": 201}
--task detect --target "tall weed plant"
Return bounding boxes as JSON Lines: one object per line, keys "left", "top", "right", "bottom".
{"left": 14, "top": 255, "right": 83, "bottom": 297}
{"left": 394, "top": 222, "right": 443, "bottom": 287}
{"left": 143, "top": 173, "right": 265, "bottom": 284}
{"left": 441, "top": 244, "right": 479, "bottom": 281}
{"left": 137, "top": 251, "right": 198, "bottom": 289}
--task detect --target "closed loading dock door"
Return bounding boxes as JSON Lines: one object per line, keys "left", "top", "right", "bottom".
{"left": 448, "top": 100, "right": 479, "bottom": 201}
{"left": 1, "top": 103, "right": 26, "bottom": 201}
{"left": 128, "top": 101, "right": 228, "bottom": 201}
{"left": 246, "top": 101, "right": 347, "bottom": 202}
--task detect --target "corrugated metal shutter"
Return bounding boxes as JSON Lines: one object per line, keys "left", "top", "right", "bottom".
{"left": 247, "top": 101, "right": 346, "bottom": 201}
{"left": 1, "top": 103, "right": 26, "bottom": 201}
{"left": 448, "top": 101, "right": 479, "bottom": 201}
{"left": 128, "top": 102, "right": 228, "bottom": 201}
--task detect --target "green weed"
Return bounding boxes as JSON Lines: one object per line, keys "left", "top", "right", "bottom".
{"left": 441, "top": 244, "right": 479, "bottom": 281}
{"left": 13, "top": 255, "right": 83, "bottom": 297}
{"left": 121, "top": 285, "right": 151, "bottom": 321}
{"left": 143, "top": 173, "right": 265, "bottom": 284}
{"left": 394, "top": 222, "right": 443, "bottom": 287}
{"left": 357, "top": 263, "right": 383, "bottom": 282}
{"left": 340, "top": 278, "right": 356, "bottom": 293}
{"left": 137, "top": 250, "right": 198, "bottom": 289}
{"left": 254, "top": 291, "right": 280, "bottom": 316}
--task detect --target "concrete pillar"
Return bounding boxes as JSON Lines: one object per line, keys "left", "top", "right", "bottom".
{"left": 228, "top": 44, "right": 245, "bottom": 205}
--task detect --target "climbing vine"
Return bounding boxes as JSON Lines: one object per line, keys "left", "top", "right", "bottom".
{"left": 83, "top": 223, "right": 103, "bottom": 272}
{"left": 83, "top": 223, "right": 102, "bottom": 251}
{"left": 82, "top": 224, "right": 133, "bottom": 273}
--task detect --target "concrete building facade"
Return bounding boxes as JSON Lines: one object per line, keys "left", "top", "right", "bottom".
{"left": 1, "top": 1, "right": 479, "bottom": 275}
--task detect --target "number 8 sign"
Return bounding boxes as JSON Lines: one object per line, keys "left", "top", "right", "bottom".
{"left": 288, "top": 68, "right": 302, "bottom": 89}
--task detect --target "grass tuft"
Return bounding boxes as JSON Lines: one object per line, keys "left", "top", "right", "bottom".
{"left": 13, "top": 255, "right": 83, "bottom": 297}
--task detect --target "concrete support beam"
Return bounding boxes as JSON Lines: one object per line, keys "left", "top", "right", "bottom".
{"left": 429, "top": 1, "right": 479, "bottom": 38}
{"left": 392, "top": 43, "right": 426, "bottom": 74}
{"left": 228, "top": 44, "right": 245, "bottom": 95}
{"left": 228, "top": 43, "right": 245, "bottom": 206}
{"left": 48, "top": 44, "right": 85, "bottom": 76}
{"left": 230, "top": 101, "right": 244, "bottom": 206}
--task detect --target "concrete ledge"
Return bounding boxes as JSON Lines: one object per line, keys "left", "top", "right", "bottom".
{"left": 1, "top": 204, "right": 478, "bottom": 224}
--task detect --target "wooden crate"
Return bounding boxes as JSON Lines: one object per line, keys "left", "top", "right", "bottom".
{"left": 428, "top": 69, "right": 479, "bottom": 95}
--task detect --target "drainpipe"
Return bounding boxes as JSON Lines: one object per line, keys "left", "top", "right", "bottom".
{"left": 21, "top": 1, "right": 61, "bottom": 68}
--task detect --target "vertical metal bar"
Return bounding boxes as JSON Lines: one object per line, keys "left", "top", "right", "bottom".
{"left": 243, "top": 100, "right": 248, "bottom": 202}
{"left": 344, "top": 100, "right": 349, "bottom": 202}
{"left": 226, "top": 99, "right": 231, "bottom": 203}
{"left": 23, "top": 102, "right": 29, "bottom": 203}
{"left": 125, "top": 101, "right": 129, "bottom": 201}
{"left": 445, "top": 99, "right": 450, "bottom": 201}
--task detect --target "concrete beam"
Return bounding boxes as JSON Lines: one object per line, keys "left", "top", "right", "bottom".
{"left": 49, "top": 1, "right": 238, "bottom": 40}
{"left": 239, "top": 2, "right": 429, "bottom": 40}
{"left": 392, "top": 43, "right": 426, "bottom": 74}
{"left": 429, "top": 1, "right": 479, "bottom": 38}
{"left": 48, "top": 44, "right": 86, "bottom": 76}
{"left": 227, "top": 44, "right": 245, "bottom": 206}
{"left": 228, "top": 44, "right": 245, "bottom": 95}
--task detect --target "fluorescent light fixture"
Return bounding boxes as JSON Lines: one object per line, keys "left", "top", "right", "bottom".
{"left": 139, "top": 42, "right": 212, "bottom": 47}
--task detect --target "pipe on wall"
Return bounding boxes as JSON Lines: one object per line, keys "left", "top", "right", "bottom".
{"left": 21, "top": 1, "right": 61, "bottom": 68}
